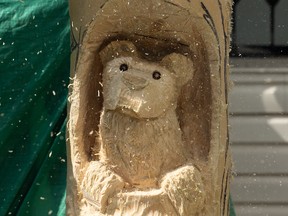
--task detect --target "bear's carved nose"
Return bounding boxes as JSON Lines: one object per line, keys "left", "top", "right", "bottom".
{"left": 122, "top": 73, "right": 149, "bottom": 90}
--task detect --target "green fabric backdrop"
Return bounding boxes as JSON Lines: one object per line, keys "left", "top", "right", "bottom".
{"left": 0, "top": 0, "right": 69, "bottom": 215}
{"left": 0, "top": 1, "right": 236, "bottom": 215}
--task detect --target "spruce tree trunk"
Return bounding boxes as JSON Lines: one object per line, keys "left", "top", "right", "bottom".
{"left": 67, "top": 1, "right": 232, "bottom": 215}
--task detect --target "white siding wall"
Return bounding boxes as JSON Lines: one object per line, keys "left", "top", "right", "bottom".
{"left": 229, "top": 58, "right": 288, "bottom": 216}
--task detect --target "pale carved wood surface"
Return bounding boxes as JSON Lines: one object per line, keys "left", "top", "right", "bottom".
{"left": 67, "top": 0, "right": 232, "bottom": 215}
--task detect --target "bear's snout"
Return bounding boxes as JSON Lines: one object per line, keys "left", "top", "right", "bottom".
{"left": 122, "top": 73, "right": 149, "bottom": 90}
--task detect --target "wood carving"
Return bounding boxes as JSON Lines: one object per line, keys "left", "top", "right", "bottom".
{"left": 67, "top": 0, "right": 232, "bottom": 215}
{"left": 80, "top": 41, "right": 204, "bottom": 215}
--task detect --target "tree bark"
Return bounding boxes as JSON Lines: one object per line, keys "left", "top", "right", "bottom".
{"left": 67, "top": 0, "right": 232, "bottom": 215}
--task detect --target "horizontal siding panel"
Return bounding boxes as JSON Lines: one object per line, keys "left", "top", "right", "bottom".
{"left": 230, "top": 58, "right": 288, "bottom": 69}
{"left": 231, "top": 145, "right": 288, "bottom": 174}
{"left": 229, "top": 85, "right": 288, "bottom": 114}
{"left": 231, "top": 67, "right": 288, "bottom": 74}
{"left": 231, "top": 176, "right": 288, "bottom": 203}
{"left": 229, "top": 116, "right": 288, "bottom": 143}
{"left": 234, "top": 204, "right": 288, "bottom": 216}
{"left": 231, "top": 73, "right": 288, "bottom": 84}
{"left": 230, "top": 58, "right": 288, "bottom": 216}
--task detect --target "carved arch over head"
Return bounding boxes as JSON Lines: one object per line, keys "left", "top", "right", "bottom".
{"left": 68, "top": 0, "right": 226, "bottom": 168}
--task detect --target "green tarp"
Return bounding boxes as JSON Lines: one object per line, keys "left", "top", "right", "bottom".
{"left": 0, "top": 1, "right": 236, "bottom": 215}
{"left": 0, "top": 0, "right": 69, "bottom": 215}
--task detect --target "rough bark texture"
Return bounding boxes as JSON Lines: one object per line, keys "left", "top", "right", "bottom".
{"left": 67, "top": 0, "right": 232, "bottom": 215}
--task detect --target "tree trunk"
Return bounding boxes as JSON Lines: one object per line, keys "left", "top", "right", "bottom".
{"left": 67, "top": 0, "right": 233, "bottom": 215}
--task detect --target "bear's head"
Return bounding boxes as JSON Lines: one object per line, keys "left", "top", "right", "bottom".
{"left": 100, "top": 41, "right": 194, "bottom": 119}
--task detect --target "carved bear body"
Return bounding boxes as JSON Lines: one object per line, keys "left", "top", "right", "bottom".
{"left": 98, "top": 44, "right": 193, "bottom": 188}
{"left": 80, "top": 41, "right": 205, "bottom": 215}
{"left": 100, "top": 108, "right": 189, "bottom": 188}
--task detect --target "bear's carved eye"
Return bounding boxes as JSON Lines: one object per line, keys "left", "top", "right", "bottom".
{"left": 119, "top": 64, "right": 128, "bottom": 72}
{"left": 152, "top": 71, "right": 161, "bottom": 80}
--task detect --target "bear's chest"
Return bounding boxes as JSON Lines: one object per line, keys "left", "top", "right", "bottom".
{"left": 99, "top": 111, "right": 188, "bottom": 187}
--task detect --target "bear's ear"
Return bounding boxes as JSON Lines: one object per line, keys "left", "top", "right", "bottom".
{"left": 161, "top": 53, "right": 194, "bottom": 86}
{"left": 99, "top": 41, "right": 139, "bottom": 65}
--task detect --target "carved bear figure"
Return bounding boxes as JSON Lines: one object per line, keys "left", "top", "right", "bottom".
{"left": 80, "top": 41, "right": 205, "bottom": 215}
